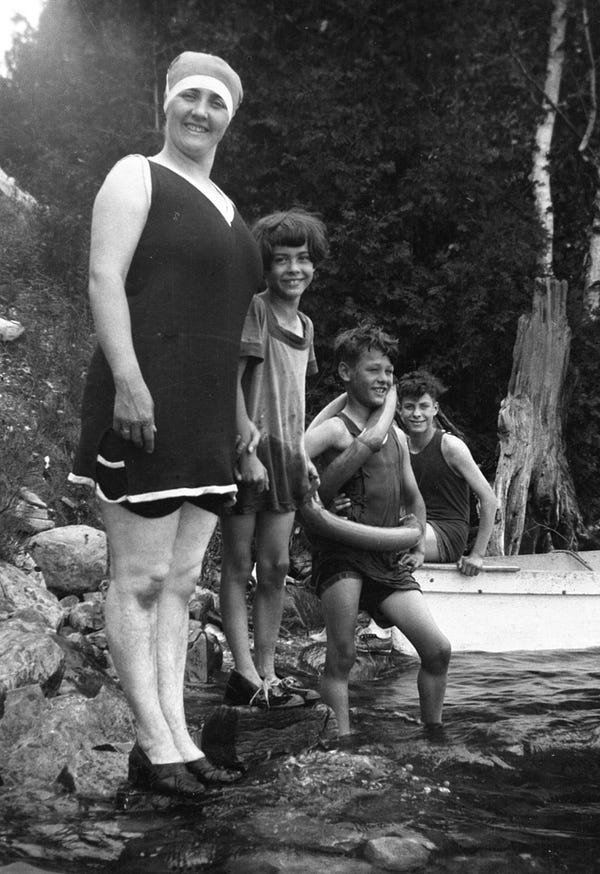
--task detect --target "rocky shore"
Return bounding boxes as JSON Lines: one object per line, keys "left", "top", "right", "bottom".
{"left": 0, "top": 520, "right": 451, "bottom": 873}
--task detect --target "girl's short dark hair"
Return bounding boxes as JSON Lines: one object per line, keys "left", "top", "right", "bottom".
{"left": 252, "top": 208, "right": 329, "bottom": 268}
{"left": 397, "top": 370, "right": 447, "bottom": 402}
{"left": 334, "top": 324, "right": 399, "bottom": 368}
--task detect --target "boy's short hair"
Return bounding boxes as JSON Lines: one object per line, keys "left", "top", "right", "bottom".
{"left": 397, "top": 369, "right": 447, "bottom": 402}
{"left": 252, "top": 208, "right": 329, "bottom": 268}
{"left": 334, "top": 324, "right": 399, "bottom": 368}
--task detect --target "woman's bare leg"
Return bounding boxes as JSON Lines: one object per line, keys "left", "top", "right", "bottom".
{"left": 155, "top": 502, "right": 217, "bottom": 761}
{"left": 102, "top": 501, "right": 182, "bottom": 763}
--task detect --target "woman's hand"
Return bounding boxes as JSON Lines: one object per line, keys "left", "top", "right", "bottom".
{"left": 113, "top": 373, "right": 156, "bottom": 453}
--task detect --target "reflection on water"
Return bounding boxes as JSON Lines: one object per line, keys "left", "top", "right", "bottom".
{"left": 352, "top": 649, "right": 600, "bottom": 872}
{"left": 1, "top": 649, "right": 599, "bottom": 872}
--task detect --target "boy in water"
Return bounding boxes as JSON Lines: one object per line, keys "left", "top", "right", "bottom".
{"left": 220, "top": 209, "right": 326, "bottom": 708}
{"left": 304, "top": 326, "right": 451, "bottom": 736}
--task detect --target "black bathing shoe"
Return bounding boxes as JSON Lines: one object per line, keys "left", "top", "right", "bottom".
{"left": 223, "top": 669, "right": 304, "bottom": 708}
{"left": 128, "top": 742, "right": 205, "bottom": 799}
{"left": 185, "top": 756, "right": 243, "bottom": 785}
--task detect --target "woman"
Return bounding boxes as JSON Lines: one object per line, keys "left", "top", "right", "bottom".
{"left": 70, "top": 52, "right": 263, "bottom": 798}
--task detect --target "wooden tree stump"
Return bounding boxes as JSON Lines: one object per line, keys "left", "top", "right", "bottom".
{"left": 199, "top": 702, "right": 337, "bottom": 769}
{"left": 490, "top": 277, "right": 583, "bottom": 554}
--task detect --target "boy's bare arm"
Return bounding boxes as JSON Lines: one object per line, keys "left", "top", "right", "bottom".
{"left": 395, "top": 427, "right": 427, "bottom": 567}
{"left": 306, "top": 392, "right": 347, "bottom": 433}
{"left": 444, "top": 435, "right": 497, "bottom": 574}
{"left": 305, "top": 387, "right": 398, "bottom": 507}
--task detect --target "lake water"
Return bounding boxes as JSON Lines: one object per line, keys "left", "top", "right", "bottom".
{"left": 1, "top": 647, "right": 599, "bottom": 872}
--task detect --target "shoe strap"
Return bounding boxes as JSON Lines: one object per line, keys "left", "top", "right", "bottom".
{"left": 249, "top": 680, "right": 270, "bottom": 708}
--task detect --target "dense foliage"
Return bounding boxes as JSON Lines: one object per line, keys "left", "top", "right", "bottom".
{"left": 2, "top": 0, "right": 600, "bottom": 525}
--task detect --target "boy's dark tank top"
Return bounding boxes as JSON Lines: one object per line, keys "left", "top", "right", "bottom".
{"left": 410, "top": 429, "right": 470, "bottom": 529}
{"left": 309, "top": 413, "right": 408, "bottom": 582}
{"left": 72, "top": 159, "right": 263, "bottom": 498}
{"left": 333, "top": 412, "right": 403, "bottom": 528}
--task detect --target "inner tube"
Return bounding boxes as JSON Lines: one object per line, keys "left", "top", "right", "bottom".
{"left": 299, "top": 496, "right": 422, "bottom": 552}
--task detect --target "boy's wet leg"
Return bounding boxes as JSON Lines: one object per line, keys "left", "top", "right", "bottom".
{"left": 320, "top": 574, "right": 363, "bottom": 736}
{"left": 379, "top": 589, "right": 451, "bottom": 726}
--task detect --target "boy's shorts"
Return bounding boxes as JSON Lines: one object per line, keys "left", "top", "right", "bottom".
{"left": 430, "top": 519, "right": 469, "bottom": 563}
{"left": 311, "top": 554, "right": 421, "bottom": 628}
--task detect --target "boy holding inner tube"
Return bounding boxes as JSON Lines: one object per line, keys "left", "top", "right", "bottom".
{"left": 302, "top": 325, "right": 451, "bottom": 737}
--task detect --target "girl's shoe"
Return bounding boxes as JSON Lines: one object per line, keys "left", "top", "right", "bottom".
{"left": 128, "top": 742, "right": 205, "bottom": 799}
{"left": 223, "top": 669, "right": 303, "bottom": 708}
{"left": 268, "top": 675, "right": 321, "bottom": 705}
{"left": 185, "top": 755, "right": 243, "bottom": 785}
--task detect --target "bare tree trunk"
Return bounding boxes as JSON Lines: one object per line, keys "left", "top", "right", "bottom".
{"left": 491, "top": 0, "right": 584, "bottom": 555}
{"left": 490, "top": 279, "right": 583, "bottom": 554}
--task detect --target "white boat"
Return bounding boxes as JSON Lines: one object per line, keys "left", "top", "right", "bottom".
{"left": 392, "top": 550, "right": 600, "bottom": 654}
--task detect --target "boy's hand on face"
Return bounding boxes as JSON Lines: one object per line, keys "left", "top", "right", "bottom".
{"left": 358, "top": 384, "right": 397, "bottom": 451}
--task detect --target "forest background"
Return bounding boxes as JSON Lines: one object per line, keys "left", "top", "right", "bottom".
{"left": 1, "top": 0, "right": 600, "bottom": 558}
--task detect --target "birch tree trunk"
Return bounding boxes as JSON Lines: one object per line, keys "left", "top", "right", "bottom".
{"left": 583, "top": 175, "right": 600, "bottom": 317}
{"left": 490, "top": 0, "right": 583, "bottom": 554}
{"left": 581, "top": 1, "right": 600, "bottom": 318}
{"left": 530, "top": 0, "right": 567, "bottom": 273}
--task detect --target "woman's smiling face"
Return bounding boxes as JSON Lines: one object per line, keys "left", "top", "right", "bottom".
{"left": 165, "top": 87, "right": 230, "bottom": 159}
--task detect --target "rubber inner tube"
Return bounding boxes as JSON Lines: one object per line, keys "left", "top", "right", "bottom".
{"left": 299, "top": 496, "right": 422, "bottom": 552}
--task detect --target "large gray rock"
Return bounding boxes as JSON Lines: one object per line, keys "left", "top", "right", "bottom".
{"left": 28, "top": 525, "right": 107, "bottom": 595}
{"left": 0, "top": 683, "right": 133, "bottom": 797}
{"left": 0, "top": 560, "right": 63, "bottom": 629}
{"left": 0, "top": 618, "right": 65, "bottom": 696}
